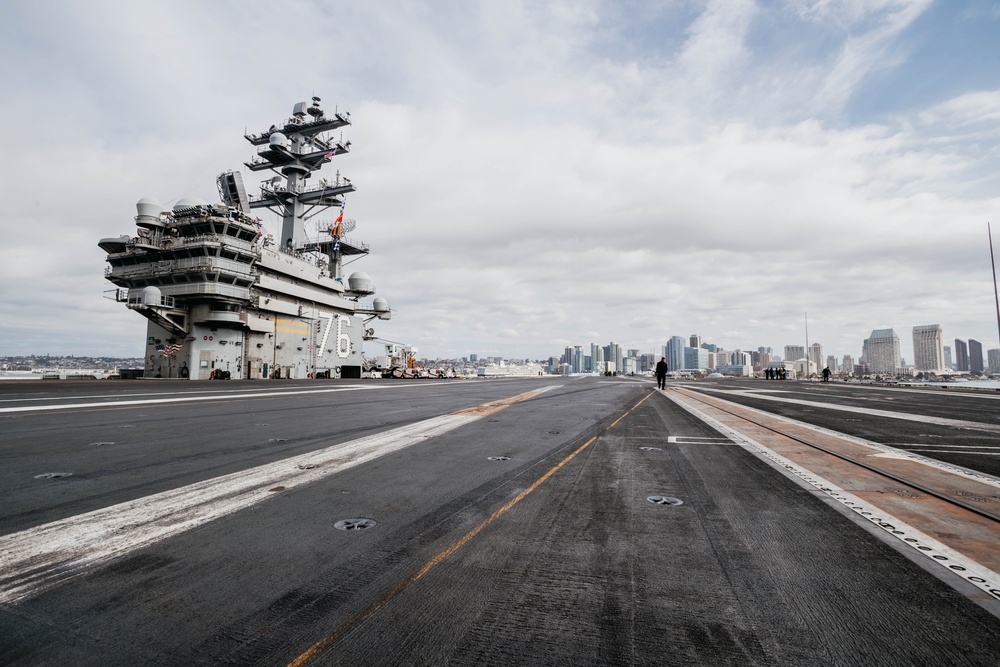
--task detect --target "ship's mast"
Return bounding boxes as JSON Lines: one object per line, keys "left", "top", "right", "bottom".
{"left": 244, "top": 97, "right": 354, "bottom": 255}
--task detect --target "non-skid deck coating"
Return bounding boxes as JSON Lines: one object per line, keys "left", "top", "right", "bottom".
{"left": 1, "top": 377, "right": 999, "bottom": 665}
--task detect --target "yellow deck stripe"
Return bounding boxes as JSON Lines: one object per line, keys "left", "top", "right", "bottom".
{"left": 449, "top": 388, "right": 549, "bottom": 417}
{"left": 288, "top": 390, "right": 653, "bottom": 666}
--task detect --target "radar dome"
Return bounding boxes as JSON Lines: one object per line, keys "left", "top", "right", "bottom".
{"left": 269, "top": 132, "right": 289, "bottom": 149}
{"left": 172, "top": 197, "right": 207, "bottom": 212}
{"left": 136, "top": 197, "right": 162, "bottom": 219}
{"left": 140, "top": 286, "right": 162, "bottom": 306}
{"left": 373, "top": 296, "right": 391, "bottom": 320}
{"left": 348, "top": 271, "right": 374, "bottom": 293}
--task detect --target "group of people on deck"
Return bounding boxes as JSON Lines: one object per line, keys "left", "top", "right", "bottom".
{"left": 652, "top": 358, "right": 832, "bottom": 387}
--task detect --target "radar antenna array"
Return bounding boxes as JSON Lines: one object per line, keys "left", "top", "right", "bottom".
{"left": 324, "top": 218, "right": 356, "bottom": 236}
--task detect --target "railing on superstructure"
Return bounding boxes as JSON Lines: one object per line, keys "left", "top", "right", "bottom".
{"left": 105, "top": 257, "right": 258, "bottom": 280}
{"left": 124, "top": 292, "right": 176, "bottom": 308}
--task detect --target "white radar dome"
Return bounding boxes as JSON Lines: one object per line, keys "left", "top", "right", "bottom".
{"left": 136, "top": 197, "right": 162, "bottom": 219}
{"left": 172, "top": 196, "right": 207, "bottom": 212}
{"left": 348, "top": 271, "right": 374, "bottom": 294}
{"left": 373, "top": 296, "right": 391, "bottom": 320}
{"left": 269, "top": 132, "right": 289, "bottom": 148}
{"left": 140, "top": 286, "right": 162, "bottom": 306}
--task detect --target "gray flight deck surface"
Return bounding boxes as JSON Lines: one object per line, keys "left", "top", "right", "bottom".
{"left": 1, "top": 377, "right": 998, "bottom": 665}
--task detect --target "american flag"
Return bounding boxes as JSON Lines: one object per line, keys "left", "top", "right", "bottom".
{"left": 161, "top": 343, "right": 183, "bottom": 356}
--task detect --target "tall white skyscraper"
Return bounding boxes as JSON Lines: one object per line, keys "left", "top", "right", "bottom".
{"left": 826, "top": 355, "right": 837, "bottom": 371}
{"left": 841, "top": 355, "right": 854, "bottom": 373}
{"left": 866, "top": 329, "right": 901, "bottom": 373}
{"left": 809, "top": 343, "right": 823, "bottom": 370}
{"left": 912, "top": 325, "right": 945, "bottom": 371}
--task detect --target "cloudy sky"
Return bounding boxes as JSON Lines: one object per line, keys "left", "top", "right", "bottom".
{"left": 2, "top": 0, "right": 999, "bottom": 364}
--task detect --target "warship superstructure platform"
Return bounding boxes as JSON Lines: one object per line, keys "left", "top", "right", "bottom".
{"left": 98, "top": 97, "right": 389, "bottom": 380}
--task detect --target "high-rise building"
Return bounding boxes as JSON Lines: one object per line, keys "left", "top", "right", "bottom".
{"left": 604, "top": 342, "right": 622, "bottom": 373}
{"left": 684, "top": 347, "right": 711, "bottom": 370}
{"left": 756, "top": 352, "right": 772, "bottom": 371}
{"left": 988, "top": 349, "right": 1000, "bottom": 374}
{"left": 563, "top": 346, "right": 574, "bottom": 368}
{"left": 809, "top": 343, "right": 823, "bottom": 371}
{"left": 469, "top": 354, "right": 478, "bottom": 362}
{"left": 758, "top": 346, "right": 773, "bottom": 355}
{"left": 573, "top": 345, "right": 583, "bottom": 373}
{"left": 666, "top": 336, "right": 685, "bottom": 372}
{"left": 943, "top": 345, "right": 953, "bottom": 370}
{"left": 689, "top": 335, "right": 701, "bottom": 349}
{"left": 826, "top": 355, "right": 837, "bottom": 372}
{"left": 969, "top": 339, "right": 984, "bottom": 373}
{"left": 784, "top": 345, "right": 805, "bottom": 362}
{"left": 701, "top": 342, "right": 717, "bottom": 353}
{"left": 912, "top": 325, "right": 945, "bottom": 371}
{"left": 640, "top": 353, "right": 656, "bottom": 372}
{"left": 841, "top": 355, "right": 854, "bottom": 374}
{"left": 954, "top": 339, "right": 969, "bottom": 372}
{"left": 591, "top": 343, "right": 604, "bottom": 370}
{"left": 866, "top": 329, "right": 901, "bottom": 373}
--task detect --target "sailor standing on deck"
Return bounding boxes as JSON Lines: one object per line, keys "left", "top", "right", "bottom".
{"left": 655, "top": 357, "right": 668, "bottom": 390}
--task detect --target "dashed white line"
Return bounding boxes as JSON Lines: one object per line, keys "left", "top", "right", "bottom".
{"left": 665, "top": 391, "right": 1000, "bottom": 604}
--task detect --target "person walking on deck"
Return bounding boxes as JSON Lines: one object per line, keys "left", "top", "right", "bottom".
{"left": 655, "top": 357, "right": 668, "bottom": 390}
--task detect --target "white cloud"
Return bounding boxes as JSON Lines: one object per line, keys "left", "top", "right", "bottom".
{"left": 0, "top": 0, "right": 997, "bottom": 365}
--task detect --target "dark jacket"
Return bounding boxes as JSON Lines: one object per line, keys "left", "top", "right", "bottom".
{"left": 655, "top": 360, "right": 668, "bottom": 377}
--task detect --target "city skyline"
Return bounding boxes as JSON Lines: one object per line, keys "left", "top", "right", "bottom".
{"left": 1, "top": 2, "right": 999, "bottom": 361}
{"left": 5, "top": 318, "right": 999, "bottom": 373}
{"left": 548, "top": 324, "right": 1000, "bottom": 372}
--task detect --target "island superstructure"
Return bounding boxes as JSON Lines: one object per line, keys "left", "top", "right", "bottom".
{"left": 98, "top": 97, "right": 391, "bottom": 380}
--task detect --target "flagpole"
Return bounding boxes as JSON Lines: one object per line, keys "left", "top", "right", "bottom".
{"left": 804, "top": 311, "right": 809, "bottom": 379}
{"left": 990, "top": 222, "right": 1000, "bottom": 354}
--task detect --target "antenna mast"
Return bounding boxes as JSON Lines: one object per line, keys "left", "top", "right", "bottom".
{"left": 990, "top": 223, "right": 1000, "bottom": 351}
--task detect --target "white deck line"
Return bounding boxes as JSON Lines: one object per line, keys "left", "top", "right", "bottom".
{"left": 692, "top": 386, "right": 1000, "bottom": 433}
{"left": 665, "top": 390, "right": 1000, "bottom": 604}
{"left": 681, "top": 390, "right": 1000, "bottom": 490}
{"left": 0, "top": 412, "right": 476, "bottom": 605}
{"left": 0, "top": 386, "right": 375, "bottom": 414}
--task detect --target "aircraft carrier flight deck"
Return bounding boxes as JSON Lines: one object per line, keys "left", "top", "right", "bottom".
{"left": 2, "top": 377, "right": 999, "bottom": 665}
